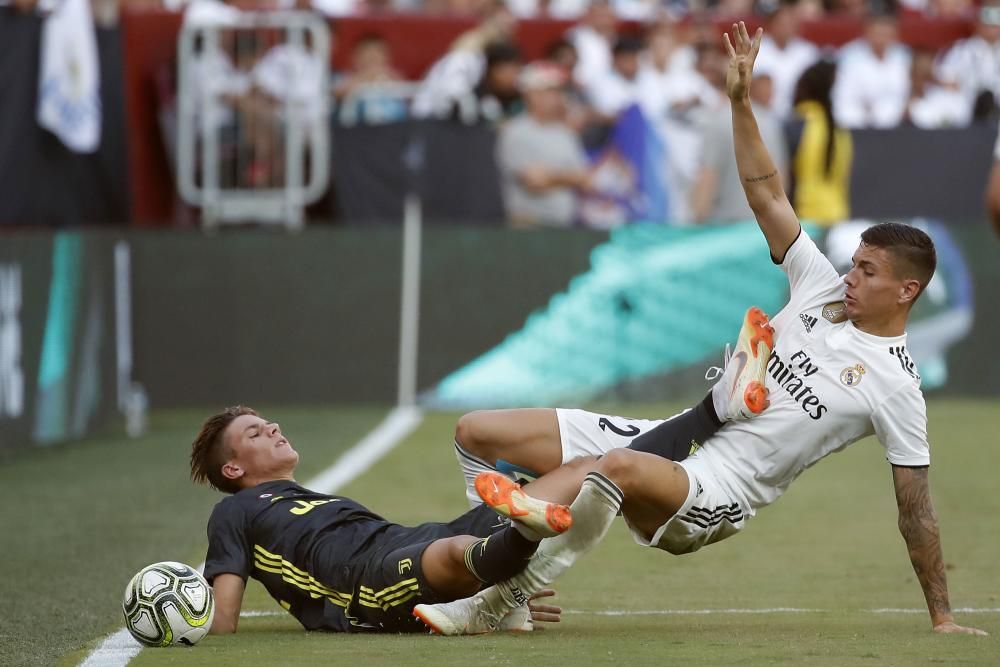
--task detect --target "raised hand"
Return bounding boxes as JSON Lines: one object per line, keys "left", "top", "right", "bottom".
{"left": 723, "top": 21, "right": 763, "bottom": 102}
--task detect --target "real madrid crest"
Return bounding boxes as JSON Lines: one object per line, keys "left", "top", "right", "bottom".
{"left": 840, "top": 363, "right": 866, "bottom": 387}
{"left": 822, "top": 301, "right": 848, "bottom": 323}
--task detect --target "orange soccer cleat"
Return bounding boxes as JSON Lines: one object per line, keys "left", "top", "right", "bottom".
{"left": 474, "top": 472, "right": 572, "bottom": 537}
{"left": 707, "top": 306, "right": 775, "bottom": 421}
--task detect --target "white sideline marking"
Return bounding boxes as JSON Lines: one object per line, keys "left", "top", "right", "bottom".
{"left": 563, "top": 607, "right": 1000, "bottom": 616}
{"left": 77, "top": 630, "right": 142, "bottom": 667}
{"left": 79, "top": 406, "right": 424, "bottom": 667}
{"left": 235, "top": 607, "right": 1000, "bottom": 619}
{"left": 302, "top": 406, "right": 424, "bottom": 493}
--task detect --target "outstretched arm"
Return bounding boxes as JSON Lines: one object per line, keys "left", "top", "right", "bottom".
{"left": 723, "top": 23, "right": 800, "bottom": 260}
{"left": 210, "top": 573, "right": 246, "bottom": 634}
{"left": 891, "top": 465, "right": 987, "bottom": 635}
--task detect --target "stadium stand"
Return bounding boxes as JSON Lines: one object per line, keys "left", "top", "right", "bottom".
{"left": 0, "top": 3, "right": 992, "bottom": 227}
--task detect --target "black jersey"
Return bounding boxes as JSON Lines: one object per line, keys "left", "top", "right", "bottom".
{"left": 203, "top": 480, "right": 399, "bottom": 632}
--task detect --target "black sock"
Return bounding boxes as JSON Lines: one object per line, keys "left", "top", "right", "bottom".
{"left": 701, "top": 391, "right": 724, "bottom": 427}
{"left": 463, "top": 527, "right": 539, "bottom": 585}
{"left": 626, "top": 393, "right": 723, "bottom": 461}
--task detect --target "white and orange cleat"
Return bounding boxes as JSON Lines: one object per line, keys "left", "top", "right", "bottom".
{"left": 413, "top": 596, "right": 502, "bottom": 636}
{"left": 413, "top": 599, "right": 532, "bottom": 636}
{"left": 475, "top": 472, "right": 572, "bottom": 538}
{"left": 708, "top": 306, "right": 774, "bottom": 421}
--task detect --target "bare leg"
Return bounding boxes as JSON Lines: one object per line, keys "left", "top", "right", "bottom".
{"left": 414, "top": 469, "right": 628, "bottom": 634}
{"left": 520, "top": 456, "right": 600, "bottom": 505}
{"left": 456, "top": 409, "right": 563, "bottom": 474}
{"left": 413, "top": 449, "right": 692, "bottom": 634}
{"left": 596, "top": 448, "right": 690, "bottom": 540}
{"left": 517, "top": 449, "right": 688, "bottom": 538}
{"left": 421, "top": 536, "right": 481, "bottom": 599}
{"left": 421, "top": 528, "right": 540, "bottom": 600}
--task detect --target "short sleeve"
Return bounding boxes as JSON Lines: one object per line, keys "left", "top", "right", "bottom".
{"left": 831, "top": 55, "right": 866, "bottom": 128}
{"left": 871, "top": 384, "right": 930, "bottom": 467}
{"left": 776, "top": 230, "right": 841, "bottom": 300}
{"left": 203, "top": 499, "right": 253, "bottom": 584}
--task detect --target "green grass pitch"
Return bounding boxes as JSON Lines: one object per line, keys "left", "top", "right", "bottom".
{"left": 2, "top": 401, "right": 997, "bottom": 666}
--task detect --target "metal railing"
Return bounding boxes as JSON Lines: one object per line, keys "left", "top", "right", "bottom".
{"left": 177, "top": 11, "right": 331, "bottom": 230}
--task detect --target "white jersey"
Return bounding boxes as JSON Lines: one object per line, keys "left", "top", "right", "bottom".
{"left": 692, "top": 231, "right": 930, "bottom": 513}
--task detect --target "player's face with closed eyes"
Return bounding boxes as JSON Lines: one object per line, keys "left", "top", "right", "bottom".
{"left": 842, "top": 243, "right": 906, "bottom": 322}
{"left": 223, "top": 414, "right": 299, "bottom": 480}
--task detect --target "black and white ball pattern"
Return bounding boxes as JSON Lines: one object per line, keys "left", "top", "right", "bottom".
{"left": 122, "top": 561, "right": 214, "bottom": 647}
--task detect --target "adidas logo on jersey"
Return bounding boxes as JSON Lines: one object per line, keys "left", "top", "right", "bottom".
{"left": 799, "top": 313, "right": 818, "bottom": 333}
{"left": 889, "top": 346, "right": 920, "bottom": 380}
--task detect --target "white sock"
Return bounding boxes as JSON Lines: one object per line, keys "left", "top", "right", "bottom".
{"left": 454, "top": 441, "right": 495, "bottom": 507}
{"left": 476, "top": 472, "right": 625, "bottom": 615}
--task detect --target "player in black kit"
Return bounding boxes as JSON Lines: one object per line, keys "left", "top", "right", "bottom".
{"left": 190, "top": 406, "right": 570, "bottom": 635}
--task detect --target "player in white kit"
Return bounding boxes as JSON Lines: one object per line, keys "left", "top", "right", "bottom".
{"left": 415, "top": 22, "right": 987, "bottom": 638}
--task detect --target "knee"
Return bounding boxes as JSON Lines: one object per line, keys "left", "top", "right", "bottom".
{"left": 443, "top": 536, "right": 471, "bottom": 569}
{"left": 455, "top": 411, "right": 491, "bottom": 458}
{"left": 561, "top": 455, "right": 599, "bottom": 475}
{"left": 595, "top": 448, "right": 641, "bottom": 492}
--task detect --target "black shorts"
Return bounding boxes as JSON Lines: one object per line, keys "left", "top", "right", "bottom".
{"left": 348, "top": 504, "right": 511, "bottom": 632}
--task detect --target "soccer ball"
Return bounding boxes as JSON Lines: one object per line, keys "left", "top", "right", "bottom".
{"left": 122, "top": 561, "right": 215, "bottom": 647}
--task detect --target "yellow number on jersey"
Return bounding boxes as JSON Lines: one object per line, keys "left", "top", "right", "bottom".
{"left": 289, "top": 499, "right": 338, "bottom": 515}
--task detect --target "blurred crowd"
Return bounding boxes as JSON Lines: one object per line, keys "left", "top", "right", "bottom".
{"left": 391, "top": 0, "right": 999, "bottom": 226}
{"left": 5, "top": 0, "right": 998, "bottom": 228}
{"left": 3, "top": 0, "right": 987, "bottom": 19}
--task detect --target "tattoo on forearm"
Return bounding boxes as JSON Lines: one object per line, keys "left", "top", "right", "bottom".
{"left": 894, "top": 466, "right": 951, "bottom": 622}
{"left": 744, "top": 170, "right": 777, "bottom": 183}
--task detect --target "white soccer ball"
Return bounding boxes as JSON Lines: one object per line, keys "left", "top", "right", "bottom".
{"left": 122, "top": 561, "right": 215, "bottom": 647}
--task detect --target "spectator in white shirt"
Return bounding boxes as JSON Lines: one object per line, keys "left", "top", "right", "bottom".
{"left": 655, "top": 41, "right": 729, "bottom": 224}
{"left": 589, "top": 34, "right": 645, "bottom": 120}
{"left": 935, "top": 1, "right": 1000, "bottom": 121}
{"left": 505, "top": 0, "right": 589, "bottom": 18}
{"left": 611, "top": 0, "right": 660, "bottom": 21}
{"left": 754, "top": 0, "right": 820, "bottom": 120}
{"left": 690, "top": 69, "right": 789, "bottom": 224}
{"left": 636, "top": 21, "right": 716, "bottom": 122}
{"left": 833, "top": 12, "right": 911, "bottom": 128}
{"left": 411, "top": 0, "right": 516, "bottom": 119}
{"left": 567, "top": 0, "right": 618, "bottom": 97}
{"left": 904, "top": 49, "right": 970, "bottom": 128}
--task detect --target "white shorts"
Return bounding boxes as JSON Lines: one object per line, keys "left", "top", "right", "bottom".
{"left": 556, "top": 408, "right": 681, "bottom": 463}
{"left": 626, "top": 456, "right": 748, "bottom": 555}
{"left": 458, "top": 408, "right": 678, "bottom": 507}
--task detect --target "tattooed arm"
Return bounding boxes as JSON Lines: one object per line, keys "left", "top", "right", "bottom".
{"left": 723, "top": 22, "right": 799, "bottom": 260}
{"left": 891, "top": 465, "right": 987, "bottom": 635}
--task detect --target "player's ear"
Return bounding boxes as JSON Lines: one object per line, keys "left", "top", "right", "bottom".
{"left": 221, "top": 462, "right": 244, "bottom": 481}
{"left": 898, "top": 278, "right": 921, "bottom": 306}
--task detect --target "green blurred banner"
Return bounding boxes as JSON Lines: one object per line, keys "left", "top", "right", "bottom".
{"left": 0, "top": 221, "right": 994, "bottom": 453}
{"left": 0, "top": 233, "right": 117, "bottom": 453}
{"left": 430, "top": 220, "right": 985, "bottom": 407}
{"left": 430, "top": 223, "right": 797, "bottom": 407}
